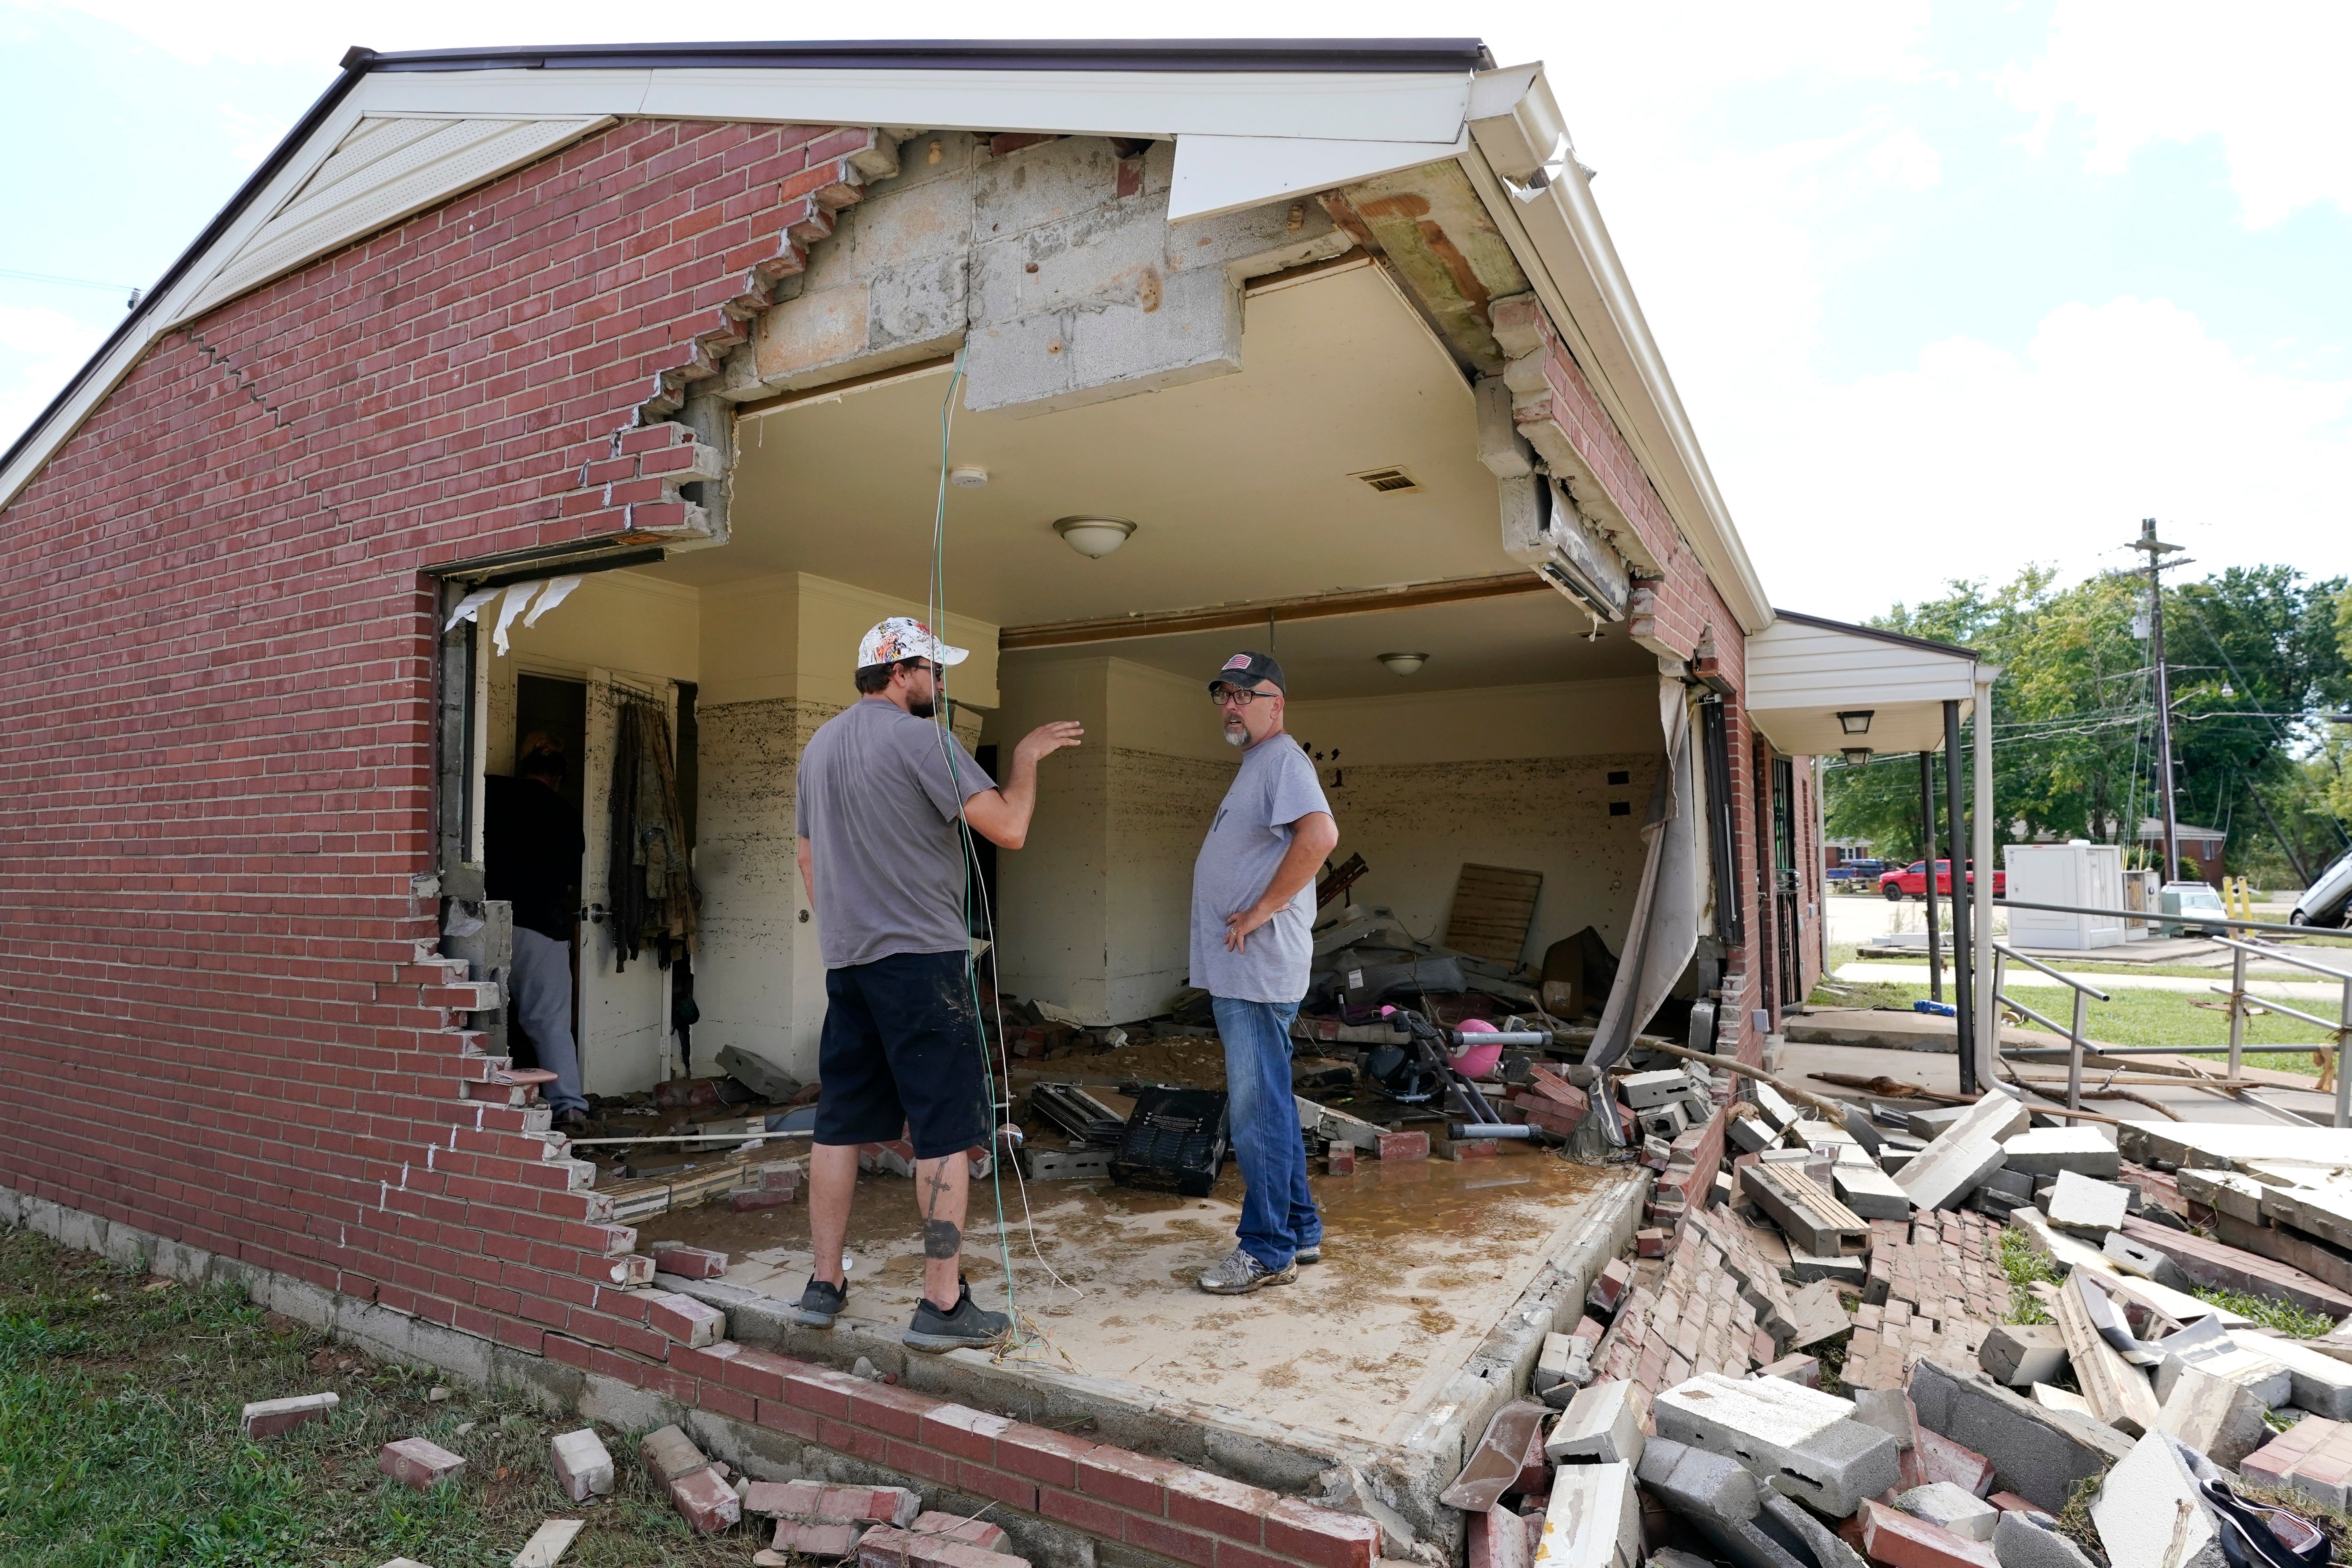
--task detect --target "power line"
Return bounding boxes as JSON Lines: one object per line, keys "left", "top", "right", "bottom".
{"left": 0, "top": 266, "right": 140, "bottom": 293}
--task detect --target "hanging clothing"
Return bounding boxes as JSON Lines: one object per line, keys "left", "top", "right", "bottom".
{"left": 608, "top": 696, "right": 700, "bottom": 971}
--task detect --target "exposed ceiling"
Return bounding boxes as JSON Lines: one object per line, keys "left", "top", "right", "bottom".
{"left": 1007, "top": 587, "right": 1656, "bottom": 700}
{"left": 659, "top": 263, "right": 1524, "bottom": 627}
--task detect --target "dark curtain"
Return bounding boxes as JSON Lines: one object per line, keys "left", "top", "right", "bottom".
{"left": 608, "top": 695, "right": 700, "bottom": 972}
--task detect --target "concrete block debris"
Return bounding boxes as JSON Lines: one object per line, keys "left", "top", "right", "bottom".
{"left": 1653, "top": 1373, "right": 1901, "bottom": 1516}
{"left": 1782, "top": 1280, "right": 1851, "bottom": 1350}
{"left": 2088, "top": 1432, "right": 2224, "bottom": 1568}
{"left": 1546, "top": 1380, "right": 1647, "bottom": 1466}
{"left": 511, "top": 1518, "right": 585, "bottom": 1568}
{"left": 1978, "top": 1325, "right": 2068, "bottom": 1388}
{"left": 2045, "top": 1173, "right": 2131, "bottom": 1238}
{"left": 1729, "top": 1117, "right": 1775, "bottom": 1155}
{"left": 1623, "top": 1070, "right": 1693, "bottom": 1110}
{"left": 550, "top": 1428, "right": 614, "bottom": 1501}
{"left": 380, "top": 1436, "right": 466, "bottom": 1490}
{"left": 1908, "top": 1359, "right": 2134, "bottom": 1514}
{"left": 1534, "top": 1459, "right": 1641, "bottom": 1568}
{"left": 1833, "top": 1161, "right": 1913, "bottom": 1221}
{"left": 240, "top": 1391, "right": 338, "bottom": 1438}
{"left": 1896, "top": 1482, "right": 1999, "bottom": 1542}
{"left": 2101, "top": 1233, "right": 2191, "bottom": 1292}
{"left": 1753, "top": 1086, "right": 1799, "bottom": 1131}
{"left": 2152, "top": 1334, "right": 2291, "bottom": 1410}
{"left": 1739, "top": 1163, "right": 1869, "bottom": 1256}
{"left": 1754, "top": 1355, "right": 1820, "bottom": 1388}
{"left": 1859, "top": 1498, "right": 2001, "bottom": 1568}
{"left": 2155, "top": 1361, "right": 2271, "bottom": 1470}
{"left": 1999, "top": 1129, "right": 2120, "bottom": 1181}
{"left": 2051, "top": 1273, "right": 2162, "bottom": 1436}
{"left": 1537, "top": 1331, "right": 1595, "bottom": 1396}
{"left": 1990, "top": 1510, "right": 2101, "bottom": 1568}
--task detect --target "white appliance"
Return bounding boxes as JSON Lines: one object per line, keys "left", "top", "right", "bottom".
{"left": 2003, "top": 842, "right": 2127, "bottom": 950}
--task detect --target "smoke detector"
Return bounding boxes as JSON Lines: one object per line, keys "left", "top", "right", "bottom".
{"left": 949, "top": 465, "right": 989, "bottom": 488}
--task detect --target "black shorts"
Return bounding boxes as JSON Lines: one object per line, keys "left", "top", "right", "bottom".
{"left": 813, "top": 949, "right": 990, "bottom": 1160}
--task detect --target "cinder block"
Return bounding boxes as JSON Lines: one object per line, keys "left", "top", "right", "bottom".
{"left": 1907, "top": 1359, "right": 2135, "bottom": 1514}
{"left": 1739, "top": 1164, "right": 1869, "bottom": 1256}
{"left": 1622, "top": 1070, "right": 1691, "bottom": 1109}
{"left": 2152, "top": 1336, "right": 2291, "bottom": 1410}
{"left": 640, "top": 1424, "right": 711, "bottom": 1487}
{"left": 1729, "top": 1117, "right": 1775, "bottom": 1155}
{"left": 1978, "top": 1325, "right": 2068, "bottom": 1388}
{"left": 2235, "top": 1333, "right": 2352, "bottom": 1419}
{"left": 1897, "top": 1482, "right": 1999, "bottom": 1542}
{"left": 2101, "top": 1234, "right": 2191, "bottom": 1292}
{"left": 2156, "top": 1361, "right": 2270, "bottom": 1470}
{"left": 1754, "top": 1086, "right": 1800, "bottom": 1130}
{"left": 2044, "top": 1172, "right": 2130, "bottom": 1236}
{"left": 1536, "top": 1331, "right": 1593, "bottom": 1396}
{"left": 2088, "top": 1432, "right": 2224, "bottom": 1568}
{"left": 379, "top": 1436, "right": 466, "bottom": 1490}
{"left": 1653, "top": 1373, "right": 1901, "bottom": 1517}
{"left": 1639, "top": 1104, "right": 1689, "bottom": 1141}
{"left": 551, "top": 1428, "right": 614, "bottom": 1501}
{"left": 1788, "top": 1252, "right": 1868, "bottom": 1287}
{"left": 1833, "top": 1162, "right": 1912, "bottom": 1221}
{"left": 1999, "top": 1129, "right": 2119, "bottom": 1180}
{"left": 1547, "top": 1380, "right": 1647, "bottom": 1466}
{"left": 240, "top": 1391, "right": 338, "bottom": 1438}
{"left": 1636, "top": 1438, "right": 1805, "bottom": 1568}
{"left": 1534, "top": 1459, "right": 1640, "bottom": 1568}
{"left": 1991, "top": 1511, "right": 2102, "bottom": 1568}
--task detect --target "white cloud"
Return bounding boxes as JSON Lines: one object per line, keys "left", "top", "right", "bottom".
{"left": 1723, "top": 297, "right": 2352, "bottom": 603}
{"left": 1865, "top": 125, "right": 1942, "bottom": 191}
{"left": 0, "top": 305, "right": 110, "bottom": 453}
{"left": 2001, "top": 0, "right": 2352, "bottom": 226}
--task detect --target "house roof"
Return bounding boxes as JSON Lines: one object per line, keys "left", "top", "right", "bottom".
{"left": 0, "top": 38, "right": 1772, "bottom": 633}
{"left": 2137, "top": 818, "right": 2226, "bottom": 844}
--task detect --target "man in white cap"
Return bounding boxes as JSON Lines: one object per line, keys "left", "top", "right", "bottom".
{"left": 1190, "top": 650, "right": 1338, "bottom": 1295}
{"left": 792, "top": 617, "right": 1082, "bottom": 1351}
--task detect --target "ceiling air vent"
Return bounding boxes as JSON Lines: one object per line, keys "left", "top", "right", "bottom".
{"left": 1349, "top": 466, "right": 1421, "bottom": 495}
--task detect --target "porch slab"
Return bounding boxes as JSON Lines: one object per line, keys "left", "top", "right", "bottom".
{"left": 633, "top": 1142, "right": 1637, "bottom": 1452}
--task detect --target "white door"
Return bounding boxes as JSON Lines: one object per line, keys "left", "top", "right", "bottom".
{"left": 577, "top": 671, "right": 673, "bottom": 1094}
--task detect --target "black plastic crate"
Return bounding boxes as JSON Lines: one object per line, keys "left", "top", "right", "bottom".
{"left": 1110, "top": 1085, "right": 1230, "bottom": 1197}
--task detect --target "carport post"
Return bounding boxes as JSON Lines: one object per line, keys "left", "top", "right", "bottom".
{"left": 1944, "top": 699, "right": 1976, "bottom": 1096}
{"left": 1972, "top": 665, "right": 2005, "bottom": 1094}
{"left": 1919, "top": 751, "right": 1943, "bottom": 1002}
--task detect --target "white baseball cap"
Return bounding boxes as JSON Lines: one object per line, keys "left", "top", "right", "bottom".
{"left": 858, "top": 616, "right": 968, "bottom": 671}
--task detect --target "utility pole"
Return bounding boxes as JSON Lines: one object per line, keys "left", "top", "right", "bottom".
{"left": 2131, "top": 518, "right": 2183, "bottom": 881}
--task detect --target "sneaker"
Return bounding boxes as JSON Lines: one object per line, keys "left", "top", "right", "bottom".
{"left": 555, "top": 1108, "right": 590, "bottom": 1133}
{"left": 1197, "top": 1247, "right": 1298, "bottom": 1296}
{"left": 1295, "top": 1240, "right": 1323, "bottom": 1265}
{"left": 903, "top": 1279, "right": 1010, "bottom": 1353}
{"left": 791, "top": 1277, "right": 847, "bottom": 1328}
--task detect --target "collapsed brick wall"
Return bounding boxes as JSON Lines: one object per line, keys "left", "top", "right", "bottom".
{"left": 0, "top": 116, "right": 891, "bottom": 1364}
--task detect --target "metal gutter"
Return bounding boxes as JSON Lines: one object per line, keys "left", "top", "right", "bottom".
{"left": 363, "top": 38, "right": 1490, "bottom": 74}
{"left": 0, "top": 50, "right": 373, "bottom": 485}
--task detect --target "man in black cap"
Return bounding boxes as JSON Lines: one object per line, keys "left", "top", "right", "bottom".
{"left": 1190, "top": 652, "right": 1338, "bottom": 1294}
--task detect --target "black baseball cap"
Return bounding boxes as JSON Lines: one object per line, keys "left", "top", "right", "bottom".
{"left": 1208, "top": 650, "right": 1286, "bottom": 692}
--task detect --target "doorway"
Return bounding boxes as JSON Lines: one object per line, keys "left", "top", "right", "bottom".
{"left": 505, "top": 675, "right": 587, "bottom": 1075}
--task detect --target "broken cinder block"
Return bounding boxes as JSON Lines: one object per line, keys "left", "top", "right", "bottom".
{"left": 1999, "top": 1128, "right": 2119, "bottom": 1180}
{"left": 2045, "top": 1171, "right": 2130, "bottom": 1237}
{"left": 1896, "top": 1482, "right": 1999, "bottom": 1543}
{"left": 1977, "top": 1325, "right": 2068, "bottom": 1389}
{"left": 1545, "top": 1380, "right": 1647, "bottom": 1466}
{"left": 1533, "top": 1459, "right": 1640, "bottom": 1568}
{"left": 1653, "top": 1373, "right": 1901, "bottom": 1518}
{"left": 1739, "top": 1163, "right": 1869, "bottom": 1256}
{"left": 550, "top": 1428, "right": 615, "bottom": 1501}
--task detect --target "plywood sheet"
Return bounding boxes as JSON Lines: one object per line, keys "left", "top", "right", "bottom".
{"left": 1444, "top": 863, "right": 1543, "bottom": 965}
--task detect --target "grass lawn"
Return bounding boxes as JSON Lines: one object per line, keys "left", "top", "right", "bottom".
{"left": 0, "top": 1228, "right": 758, "bottom": 1567}
{"left": 1814, "top": 942, "right": 2340, "bottom": 1077}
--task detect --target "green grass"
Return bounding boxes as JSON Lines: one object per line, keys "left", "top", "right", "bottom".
{"left": 0, "top": 1228, "right": 757, "bottom": 1567}
{"left": 1997, "top": 1228, "right": 2057, "bottom": 1325}
{"left": 2189, "top": 1284, "right": 2339, "bottom": 1338}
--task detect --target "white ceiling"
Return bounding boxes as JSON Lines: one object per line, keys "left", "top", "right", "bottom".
{"left": 659, "top": 264, "right": 1523, "bottom": 627}
{"left": 1008, "top": 587, "right": 1658, "bottom": 700}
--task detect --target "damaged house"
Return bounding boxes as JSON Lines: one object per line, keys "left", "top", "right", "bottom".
{"left": 0, "top": 37, "right": 2003, "bottom": 1566}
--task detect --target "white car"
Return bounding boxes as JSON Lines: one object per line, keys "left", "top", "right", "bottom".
{"left": 2293, "top": 845, "right": 2352, "bottom": 930}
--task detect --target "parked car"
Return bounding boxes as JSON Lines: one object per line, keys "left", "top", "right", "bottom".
{"left": 1823, "top": 857, "right": 1889, "bottom": 891}
{"left": 2159, "top": 880, "right": 2230, "bottom": 938}
{"left": 1880, "top": 860, "right": 2007, "bottom": 900}
{"left": 2292, "top": 845, "right": 2352, "bottom": 929}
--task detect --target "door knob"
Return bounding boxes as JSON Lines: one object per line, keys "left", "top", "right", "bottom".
{"left": 581, "top": 903, "right": 608, "bottom": 924}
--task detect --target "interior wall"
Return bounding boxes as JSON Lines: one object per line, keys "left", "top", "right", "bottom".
{"left": 486, "top": 569, "right": 702, "bottom": 772}
{"left": 693, "top": 572, "right": 995, "bottom": 1078}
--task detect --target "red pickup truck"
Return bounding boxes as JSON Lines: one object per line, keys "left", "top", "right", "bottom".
{"left": 1880, "top": 860, "right": 2005, "bottom": 900}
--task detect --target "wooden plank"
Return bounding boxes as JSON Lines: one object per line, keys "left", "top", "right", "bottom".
{"left": 1444, "top": 864, "right": 1543, "bottom": 963}
{"left": 1000, "top": 573, "right": 1546, "bottom": 651}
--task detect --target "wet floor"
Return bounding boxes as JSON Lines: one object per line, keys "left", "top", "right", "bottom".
{"left": 634, "top": 1138, "right": 1629, "bottom": 1446}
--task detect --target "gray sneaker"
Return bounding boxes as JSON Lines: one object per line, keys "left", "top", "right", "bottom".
{"left": 1197, "top": 1248, "right": 1298, "bottom": 1296}
{"left": 904, "top": 1279, "right": 1011, "bottom": 1353}
{"left": 791, "top": 1277, "right": 847, "bottom": 1328}
{"left": 1295, "top": 1240, "right": 1323, "bottom": 1265}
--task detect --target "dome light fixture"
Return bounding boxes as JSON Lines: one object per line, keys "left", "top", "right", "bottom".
{"left": 1377, "top": 652, "right": 1430, "bottom": 677}
{"left": 1052, "top": 515, "right": 1136, "bottom": 559}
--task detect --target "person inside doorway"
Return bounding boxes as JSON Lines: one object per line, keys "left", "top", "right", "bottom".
{"left": 485, "top": 734, "right": 591, "bottom": 1131}
{"left": 1191, "top": 651, "right": 1338, "bottom": 1295}
{"left": 792, "top": 618, "right": 1083, "bottom": 1352}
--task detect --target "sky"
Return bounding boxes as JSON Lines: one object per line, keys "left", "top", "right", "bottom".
{"left": 1, "top": 0, "right": 2345, "bottom": 619}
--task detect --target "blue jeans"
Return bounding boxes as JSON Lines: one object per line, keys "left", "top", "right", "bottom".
{"left": 1215, "top": 997, "right": 1321, "bottom": 1271}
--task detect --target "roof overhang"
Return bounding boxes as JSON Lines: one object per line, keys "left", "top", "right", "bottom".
{"left": 1746, "top": 608, "right": 1981, "bottom": 757}
{"left": 0, "top": 40, "right": 1775, "bottom": 643}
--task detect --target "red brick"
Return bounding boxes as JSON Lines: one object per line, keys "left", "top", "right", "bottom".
{"left": 651, "top": 1242, "right": 729, "bottom": 1279}
{"left": 775, "top": 1519, "right": 866, "bottom": 1557}
{"left": 853, "top": 1381, "right": 939, "bottom": 1439}
{"left": 1264, "top": 1500, "right": 1381, "bottom": 1568}
{"left": 672, "top": 1467, "right": 742, "bottom": 1534}
{"left": 920, "top": 1402, "right": 1012, "bottom": 1461}
{"left": 1078, "top": 1445, "right": 1184, "bottom": 1512}
{"left": 997, "top": 1423, "right": 1094, "bottom": 1487}
{"left": 957, "top": 1460, "right": 1041, "bottom": 1512}
{"left": 911, "top": 1514, "right": 1011, "bottom": 1553}
{"left": 1373, "top": 1131, "right": 1428, "bottom": 1163}
{"left": 1128, "top": 1514, "right": 1219, "bottom": 1567}
{"left": 379, "top": 1436, "right": 466, "bottom": 1489}
{"left": 1167, "top": 1470, "right": 1277, "bottom": 1543}
{"left": 1858, "top": 1500, "right": 1999, "bottom": 1568}
{"left": 1040, "top": 1486, "right": 1126, "bottom": 1537}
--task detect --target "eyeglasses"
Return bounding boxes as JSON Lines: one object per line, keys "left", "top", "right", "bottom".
{"left": 1211, "top": 687, "right": 1275, "bottom": 707}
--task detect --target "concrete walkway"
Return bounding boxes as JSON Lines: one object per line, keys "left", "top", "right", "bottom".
{"left": 1834, "top": 961, "right": 2345, "bottom": 1003}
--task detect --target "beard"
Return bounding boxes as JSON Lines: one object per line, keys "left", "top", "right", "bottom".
{"left": 1222, "top": 724, "right": 1248, "bottom": 747}
{"left": 909, "top": 697, "right": 938, "bottom": 719}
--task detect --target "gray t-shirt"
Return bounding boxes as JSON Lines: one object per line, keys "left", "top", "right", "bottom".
{"left": 1190, "top": 734, "right": 1332, "bottom": 1004}
{"left": 795, "top": 698, "right": 994, "bottom": 970}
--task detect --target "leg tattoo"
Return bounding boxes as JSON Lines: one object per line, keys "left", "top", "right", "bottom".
{"left": 922, "top": 1219, "right": 962, "bottom": 1260}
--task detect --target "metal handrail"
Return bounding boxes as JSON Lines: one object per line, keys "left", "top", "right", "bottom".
{"left": 2210, "top": 935, "right": 2352, "bottom": 984}
{"left": 1993, "top": 895, "right": 2325, "bottom": 939}
{"left": 1990, "top": 941, "right": 2109, "bottom": 1114}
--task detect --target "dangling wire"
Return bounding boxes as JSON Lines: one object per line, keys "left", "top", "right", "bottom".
{"left": 920, "top": 349, "right": 1083, "bottom": 1356}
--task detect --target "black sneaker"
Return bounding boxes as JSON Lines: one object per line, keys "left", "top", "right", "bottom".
{"left": 791, "top": 1277, "right": 847, "bottom": 1328}
{"left": 903, "top": 1279, "right": 1010, "bottom": 1353}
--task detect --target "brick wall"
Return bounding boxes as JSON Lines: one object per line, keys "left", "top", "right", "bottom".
{"left": 0, "top": 115, "right": 891, "bottom": 1374}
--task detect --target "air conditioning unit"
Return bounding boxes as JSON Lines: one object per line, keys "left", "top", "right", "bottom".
{"left": 1499, "top": 471, "right": 1631, "bottom": 621}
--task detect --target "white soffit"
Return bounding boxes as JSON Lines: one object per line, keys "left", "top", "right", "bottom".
{"left": 176, "top": 115, "right": 611, "bottom": 324}
{"left": 1167, "top": 132, "right": 1469, "bottom": 223}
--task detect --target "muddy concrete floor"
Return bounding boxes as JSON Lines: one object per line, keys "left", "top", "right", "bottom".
{"left": 634, "top": 1140, "right": 1631, "bottom": 1447}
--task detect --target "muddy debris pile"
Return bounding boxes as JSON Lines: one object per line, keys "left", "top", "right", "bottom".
{"left": 1454, "top": 1056, "right": 2352, "bottom": 1568}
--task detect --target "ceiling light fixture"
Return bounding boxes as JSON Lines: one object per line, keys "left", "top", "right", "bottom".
{"left": 1836, "top": 710, "right": 1875, "bottom": 736}
{"left": 1842, "top": 747, "right": 1873, "bottom": 766}
{"left": 948, "top": 465, "right": 989, "bottom": 488}
{"left": 1051, "top": 516, "right": 1136, "bottom": 559}
{"left": 1378, "top": 652, "right": 1430, "bottom": 676}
